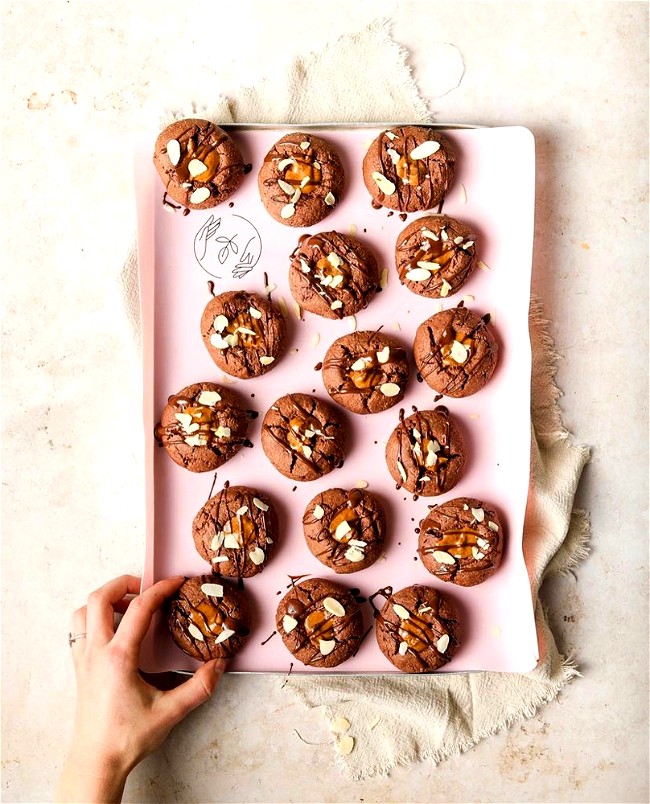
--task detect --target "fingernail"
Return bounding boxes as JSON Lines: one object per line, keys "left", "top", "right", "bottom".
{"left": 213, "top": 658, "right": 228, "bottom": 674}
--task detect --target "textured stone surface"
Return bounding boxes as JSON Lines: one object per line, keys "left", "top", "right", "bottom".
{"left": 1, "top": 1, "right": 648, "bottom": 802}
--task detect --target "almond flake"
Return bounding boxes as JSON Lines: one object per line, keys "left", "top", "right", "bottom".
{"left": 319, "top": 639, "right": 336, "bottom": 656}
{"left": 379, "top": 267, "right": 389, "bottom": 289}
{"left": 471, "top": 507, "right": 485, "bottom": 523}
{"left": 463, "top": 240, "right": 475, "bottom": 249}
{"left": 324, "top": 192, "right": 336, "bottom": 206}
{"left": 337, "top": 736, "right": 355, "bottom": 756}
{"left": 384, "top": 130, "right": 397, "bottom": 140}
{"left": 459, "top": 183, "right": 467, "bottom": 204}
{"left": 392, "top": 604, "right": 410, "bottom": 620}
{"left": 462, "top": 295, "right": 475, "bottom": 304}
{"left": 450, "top": 340, "right": 469, "bottom": 364}
{"left": 376, "top": 346, "right": 390, "bottom": 363}
{"left": 392, "top": 321, "right": 401, "bottom": 331}
{"left": 350, "top": 358, "right": 367, "bottom": 371}
{"left": 313, "top": 504, "right": 325, "bottom": 520}
{"left": 453, "top": 236, "right": 464, "bottom": 245}
{"left": 327, "top": 252, "right": 343, "bottom": 268}
{"left": 477, "top": 260, "right": 490, "bottom": 271}
{"left": 214, "top": 425, "right": 231, "bottom": 438}
{"left": 249, "top": 306, "right": 262, "bottom": 319}
{"left": 472, "top": 547, "right": 485, "bottom": 560}
{"left": 237, "top": 326, "right": 257, "bottom": 336}
{"left": 330, "top": 274, "right": 344, "bottom": 289}
{"left": 300, "top": 176, "right": 310, "bottom": 188}
{"left": 469, "top": 413, "right": 480, "bottom": 420}
{"left": 300, "top": 258, "right": 311, "bottom": 273}
{"left": 398, "top": 641, "right": 409, "bottom": 655}
{"left": 386, "top": 147, "right": 401, "bottom": 164}
{"left": 277, "top": 178, "right": 294, "bottom": 195}
{"left": 346, "top": 315, "right": 357, "bottom": 332}
{"left": 368, "top": 715, "right": 382, "bottom": 730}
{"left": 259, "top": 355, "right": 275, "bottom": 366}
{"left": 349, "top": 223, "right": 357, "bottom": 236}
{"left": 187, "top": 623, "right": 205, "bottom": 642}
{"left": 355, "top": 480, "right": 368, "bottom": 489}
{"left": 310, "top": 332, "right": 320, "bottom": 348}
{"left": 162, "top": 203, "right": 176, "bottom": 215}
{"left": 371, "top": 171, "right": 396, "bottom": 196}
{"left": 302, "top": 445, "right": 313, "bottom": 459}
{"left": 188, "top": 158, "right": 207, "bottom": 177}
{"left": 330, "top": 300, "right": 343, "bottom": 311}
{"left": 477, "top": 537, "right": 490, "bottom": 550}
{"left": 488, "top": 520, "right": 499, "bottom": 532}
{"left": 433, "top": 550, "right": 456, "bottom": 565}
{"left": 249, "top": 547, "right": 265, "bottom": 565}
{"left": 405, "top": 267, "right": 432, "bottom": 282}
{"left": 421, "top": 228, "right": 439, "bottom": 241}
{"left": 330, "top": 717, "right": 350, "bottom": 734}
{"left": 235, "top": 505, "right": 248, "bottom": 516}
{"left": 175, "top": 412, "right": 193, "bottom": 428}
{"left": 436, "top": 634, "right": 450, "bottom": 653}
{"left": 280, "top": 203, "right": 295, "bottom": 219}
{"left": 189, "top": 187, "right": 210, "bottom": 204}
{"left": 210, "top": 333, "right": 229, "bottom": 350}
{"left": 379, "top": 382, "right": 401, "bottom": 397}
{"left": 277, "top": 157, "right": 295, "bottom": 171}
{"left": 335, "top": 521, "right": 352, "bottom": 539}
{"left": 212, "top": 555, "right": 229, "bottom": 564}
{"left": 197, "top": 390, "right": 221, "bottom": 406}
{"left": 278, "top": 297, "right": 288, "bottom": 319}
{"left": 223, "top": 532, "right": 241, "bottom": 549}
{"left": 184, "top": 434, "right": 205, "bottom": 447}
{"left": 396, "top": 460, "right": 407, "bottom": 482}
{"left": 439, "top": 279, "right": 452, "bottom": 297}
{"left": 166, "top": 139, "right": 181, "bottom": 166}
{"left": 290, "top": 188, "right": 301, "bottom": 204}
{"left": 210, "top": 532, "right": 224, "bottom": 551}
{"left": 201, "top": 582, "right": 224, "bottom": 598}
{"left": 344, "top": 546, "right": 365, "bottom": 563}
{"left": 418, "top": 605, "right": 432, "bottom": 614}
{"left": 282, "top": 615, "right": 298, "bottom": 634}
{"left": 264, "top": 282, "right": 277, "bottom": 295}
{"left": 409, "top": 140, "right": 440, "bottom": 159}
{"left": 348, "top": 539, "right": 367, "bottom": 547}
{"left": 323, "top": 597, "right": 345, "bottom": 617}
{"left": 214, "top": 627, "right": 235, "bottom": 645}
{"left": 300, "top": 140, "right": 310, "bottom": 150}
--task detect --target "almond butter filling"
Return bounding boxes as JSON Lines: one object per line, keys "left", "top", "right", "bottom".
{"left": 283, "top": 154, "right": 322, "bottom": 194}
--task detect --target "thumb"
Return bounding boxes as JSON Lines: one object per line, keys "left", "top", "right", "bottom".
{"left": 158, "top": 659, "right": 227, "bottom": 726}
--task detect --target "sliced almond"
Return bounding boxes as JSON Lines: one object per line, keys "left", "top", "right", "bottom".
{"left": 299, "top": 258, "right": 311, "bottom": 273}
{"left": 214, "top": 425, "right": 231, "bottom": 438}
{"left": 405, "top": 267, "right": 432, "bottom": 282}
{"left": 344, "top": 546, "right": 365, "bottom": 563}
{"left": 313, "top": 504, "right": 325, "bottom": 520}
{"left": 210, "top": 532, "right": 224, "bottom": 551}
{"left": 371, "top": 171, "right": 396, "bottom": 195}
{"left": 355, "top": 479, "right": 368, "bottom": 489}
{"left": 277, "top": 178, "right": 294, "bottom": 195}
{"left": 398, "top": 641, "right": 409, "bottom": 655}
{"left": 210, "top": 334, "right": 229, "bottom": 350}
{"left": 237, "top": 326, "right": 257, "bottom": 336}
{"left": 214, "top": 627, "right": 235, "bottom": 645}
{"left": 223, "top": 532, "right": 241, "bottom": 549}
{"left": 335, "top": 520, "right": 352, "bottom": 539}
{"left": 350, "top": 357, "right": 367, "bottom": 371}
{"left": 166, "top": 139, "right": 181, "bottom": 166}
{"left": 302, "top": 445, "right": 313, "bottom": 459}
{"left": 477, "top": 260, "right": 490, "bottom": 271}
{"left": 392, "top": 603, "right": 410, "bottom": 620}
{"left": 213, "top": 314, "right": 229, "bottom": 332}
{"left": 433, "top": 550, "right": 456, "bottom": 565}
{"left": 346, "top": 315, "right": 357, "bottom": 332}
{"left": 471, "top": 547, "right": 485, "bottom": 560}
{"left": 184, "top": 434, "right": 205, "bottom": 447}
{"left": 436, "top": 633, "right": 450, "bottom": 653}
{"left": 300, "top": 140, "right": 310, "bottom": 150}
{"left": 188, "top": 158, "right": 207, "bottom": 177}
{"left": 323, "top": 597, "right": 345, "bottom": 617}
{"left": 277, "top": 157, "right": 295, "bottom": 171}
{"left": 376, "top": 345, "right": 390, "bottom": 364}
{"left": 471, "top": 507, "right": 485, "bottom": 523}
{"left": 175, "top": 412, "right": 193, "bottom": 428}
{"left": 259, "top": 355, "right": 275, "bottom": 366}
{"left": 249, "top": 306, "right": 262, "bottom": 320}
{"left": 290, "top": 188, "right": 301, "bottom": 204}
{"left": 396, "top": 460, "right": 407, "bottom": 482}
{"left": 324, "top": 192, "right": 336, "bottom": 206}
{"left": 477, "top": 537, "right": 490, "bottom": 550}
{"left": 337, "top": 736, "right": 355, "bottom": 756}
{"left": 319, "top": 639, "right": 336, "bottom": 656}
{"left": 439, "top": 278, "right": 452, "bottom": 297}
{"left": 386, "top": 147, "right": 401, "bottom": 164}
{"left": 459, "top": 183, "right": 467, "bottom": 204}
{"left": 409, "top": 140, "right": 440, "bottom": 159}
{"left": 189, "top": 187, "right": 210, "bottom": 204}
{"left": 197, "top": 390, "right": 221, "bottom": 406}
{"left": 392, "top": 321, "right": 401, "bottom": 331}
{"left": 249, "top": 547, "right": 265, "bottom": 565}
{"left": 235, "top": 505, "right": 248, "bottom": 516}
{"left": 251, "top": 497, "right": 268, "bottom": 513}
{"left": 379, "top": 382, "right": 401, "bottom": 397}
{"left": 421, "top": 228, "right": 439, "bottom": 240}
{"left": 488, "top": 520, "right": 499, "bottom": 532}
{"left": 384, "top": 130, "right": 397, "bottom": 140}
{"left": 379, "top": 267, "right": 389, "bottom": 289}
{"left": 278, "top": 297, "right": 288, "bottom": 319}
{"left": 280, "top": 203, "right": 295, "bottom": 219}
{"left": 329, "top": 717, "right": 350, "bottom": 734}
{"left": 450, "top": 340, "right": 469, "bottom": 364}
{"left": 200, "top": 582, "right": 224, "bottom": 598}
{"left": 211, "top": 555, "right": 229, "bottom": 564}
{"left": 330, "top": 300, "right": 343, "bottom": 311}
{"left": 282, "top": 614, "right": 298, "bottom": 633}
{"left": 368, "top": 715, "right": 381, "bottom": 730}
{"left": 292, "top": 301, "right": 302, "bottom": 320}
{"left": 310, "top": 332, "right": 320, "bottom": 348}
{"left": 187, "top": 623, "right": 205, "bottom": 642}
{"left": 348, "top": 539, "right": 367, "bottom": 548}
{"left": 330, "top": 274, "right": 344, "bottom": 289}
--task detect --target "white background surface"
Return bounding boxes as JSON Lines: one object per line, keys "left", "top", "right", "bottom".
{"left": 1, "top": 1, "right": 648, "bottom": 802}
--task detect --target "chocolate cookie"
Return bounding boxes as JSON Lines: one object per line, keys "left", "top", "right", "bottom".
{"left": 200, "top": 291, "right": 286, "bottom": 379}
{"left": 261, "top": 393, "right": 346, "bottom": 482}
{"left": 153, "top": 119, "right": 247, "bottom": 210}
{"left": 302, "top": 488, "right": 386, "bottom": 573}
{"left": 321, "top": 330, "right": 409, "bottom": 414}
{"left": 276, "top": 578, "right": 364, "bottom": 667}
{"left": 418, "top": 497, "right": 504, "bottom": 586}
{"left": 289, "top": 232, "right": 379, "bottom": 320}
{"left": 362, "top": 126, "right": 455, "bottom": 213}
{"left": 168, "top": 575, "right": 252, "bottom": 661}
{"left": 155, "top": 382, "right": 252, "bottom": 473}
{"left": 258, "top": 133, "right": 344, "bottom": 227}
{"left": 413, "top": 306, "right": 498, "bottom": 397}
{"left": 373, "top": 584, "right": 460, "bottom": 673}
{"left": 385, "top": 407, "right": 465, "bottom": 497}
{"left": 395, "top": 214, "right": 477, "bottom": 299}
{"left": 193, "top": 485, "right": 278, "bottom": 578}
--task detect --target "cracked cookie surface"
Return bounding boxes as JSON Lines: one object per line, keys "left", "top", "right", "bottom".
{"left": 261, "top": 393, "right": 346, "bottom": 481}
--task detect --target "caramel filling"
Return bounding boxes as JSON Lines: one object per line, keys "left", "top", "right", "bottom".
{"left": 283, "top": 154, "right": 321, "bottom": 194}
{"left": 287, "top": 416, "right": 320, "bottom": 456}
{"left": 221, "top": 511, "right": 255, "bottom": 549}
{"left": 329, "top": 506, "right": 358, "bottom": 543}
{"left": 398, "top": 612, "right": 438, "bottom": 653}
{"left": 348, "top": 356, "right": 382, "bottom": 389}
{"left": 176, "top": 135, "right": 220, "bottom": 183}
{"left": 192, "top": 600, "right": 226, "bottom": 635}
{"left": 435, "top": 527, "right": 483, "bottom": 559}
{"left": 177, "top": 403, "right": 229, "bottom": 446}
{"left": 439, "top": 326, "right": 474, "bottom": 367}
{"left": 314, "top": 254, "right": 348, "bottom": 289}
{"left": 304, "top": 609, "right": 335, "bottom": 641}
{"left": 397, "top": 154, "right": 426, "bottom": 186}
{"left": 226, "top": 311, "right": 263, "bottom": 347}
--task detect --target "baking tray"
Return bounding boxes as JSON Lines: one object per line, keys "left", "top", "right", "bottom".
{"left": 135, "top": 123, "right": 538, "bottom": 674}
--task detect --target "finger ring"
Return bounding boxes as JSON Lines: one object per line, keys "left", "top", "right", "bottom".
{"left": 68, "top": 632, "right": 87, "bottom": 647}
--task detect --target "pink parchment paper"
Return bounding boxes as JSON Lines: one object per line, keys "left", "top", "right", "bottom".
{"left": 135, "top": 125, "right": 537, "bottom": 674}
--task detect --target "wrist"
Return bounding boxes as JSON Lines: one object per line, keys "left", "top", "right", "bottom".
{"left": 57, "top": 739, "right": 130, "bottom": 803}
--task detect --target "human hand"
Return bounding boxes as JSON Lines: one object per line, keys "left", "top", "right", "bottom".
{"left": 56, "top": 575, "right": 225, "bottom": 803}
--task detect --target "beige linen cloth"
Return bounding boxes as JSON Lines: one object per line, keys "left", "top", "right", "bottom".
{"left": 123, "top": 19, "right": 590, "bottom": 780}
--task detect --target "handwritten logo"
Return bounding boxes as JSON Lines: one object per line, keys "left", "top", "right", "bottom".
{"left": 193, "top": 213, "right": 262, "bottom": 280}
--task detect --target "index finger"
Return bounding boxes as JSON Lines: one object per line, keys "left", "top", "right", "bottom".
{"left": 112, "top": 576, "right": 185, "bottom": 654}
{"left": 86, "top": 575, "right": 142, "bottom": 646}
